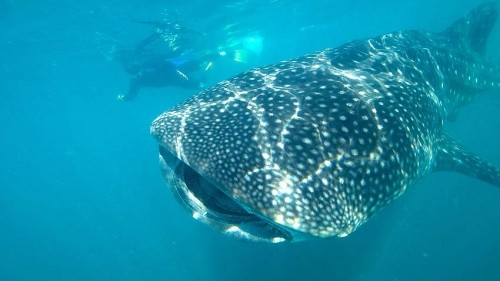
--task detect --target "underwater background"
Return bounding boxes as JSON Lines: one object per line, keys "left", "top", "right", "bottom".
{"left": 0, "top": 0, "right": 499, "bottom": 280}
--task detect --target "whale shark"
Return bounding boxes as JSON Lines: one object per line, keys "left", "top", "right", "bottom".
{"left": 150, "top": 2, "right": 500, "bottom": 242}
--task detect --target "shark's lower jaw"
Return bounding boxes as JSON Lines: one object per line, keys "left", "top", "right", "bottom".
{"left": 158, "top": 146, "right": 294, "bottom": 243}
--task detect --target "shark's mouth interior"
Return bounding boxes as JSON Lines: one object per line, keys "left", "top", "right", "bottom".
{"left": 158, "top": 146, "right": 294, "bottom": 243}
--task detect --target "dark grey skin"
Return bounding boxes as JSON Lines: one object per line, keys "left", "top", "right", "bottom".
{"left": 151, "top": 2, "right": 499, "bottom": 242}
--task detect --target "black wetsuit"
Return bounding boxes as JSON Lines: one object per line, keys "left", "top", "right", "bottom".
{"left": 117, "top": 21, "right": 214, "bottom": 101}
{"left": 120, "top": 57, "right": 206, "bottom": 101}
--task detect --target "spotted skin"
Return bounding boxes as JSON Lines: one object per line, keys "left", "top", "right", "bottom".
{"left": 151, "top": 2, "right": 500, "bottom": 242}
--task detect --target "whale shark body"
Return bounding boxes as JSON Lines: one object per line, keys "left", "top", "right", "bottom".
{"left": 150, "top": 2, "right": 500, "bottom": 242}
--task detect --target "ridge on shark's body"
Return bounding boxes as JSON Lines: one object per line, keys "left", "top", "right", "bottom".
{"left": 151, "top": 2, "right": 500, "bottom": 243}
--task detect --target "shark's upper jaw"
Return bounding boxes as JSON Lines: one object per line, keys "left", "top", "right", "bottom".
{"left": 159, "top": 146, "right": 301, "bottom": 243}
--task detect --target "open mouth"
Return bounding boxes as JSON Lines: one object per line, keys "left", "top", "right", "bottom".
{"left": 158, "top": 146, "right": 293, "bottom": 243}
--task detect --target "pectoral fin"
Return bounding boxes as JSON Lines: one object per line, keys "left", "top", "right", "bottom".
{"left": 435, "top": 134, "right": 500, "bottom": 187}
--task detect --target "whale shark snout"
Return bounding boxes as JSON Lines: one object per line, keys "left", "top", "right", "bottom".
{"left": 158, "top": 146, "right": 298, "bottom": 242}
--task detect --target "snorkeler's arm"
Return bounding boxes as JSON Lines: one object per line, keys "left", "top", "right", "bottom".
{"left": 117, "top": 78, "right": 141, "bottom": 101}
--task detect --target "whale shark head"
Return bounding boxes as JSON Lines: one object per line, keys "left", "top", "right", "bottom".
{"left": 150, "top": 2, "right": 500, "bottom": 243}
{"left": 151, "top": 80, "right": 333, "bottom": 242}
{"left": 150, "top": 67, "right": 402, "bottom": 242}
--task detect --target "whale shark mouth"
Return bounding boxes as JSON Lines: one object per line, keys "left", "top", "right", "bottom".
{"left": 158, "top": 146, "right": 294, "bottom": 243}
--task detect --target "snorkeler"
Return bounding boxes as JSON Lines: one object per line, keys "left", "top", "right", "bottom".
{"left": 116, "top": 21, "right": 220, "bottom": 101}
{"left": 117, "top": 53, "right": 219, "bottom": 101}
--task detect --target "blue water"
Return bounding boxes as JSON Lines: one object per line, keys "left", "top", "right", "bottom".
{"left": 1, "top": 1, "right": 499, "bottom": 280}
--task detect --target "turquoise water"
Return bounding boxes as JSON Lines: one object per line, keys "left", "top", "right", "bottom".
{"left": 0, "top": 1, "right": 499, "bottom": 280}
